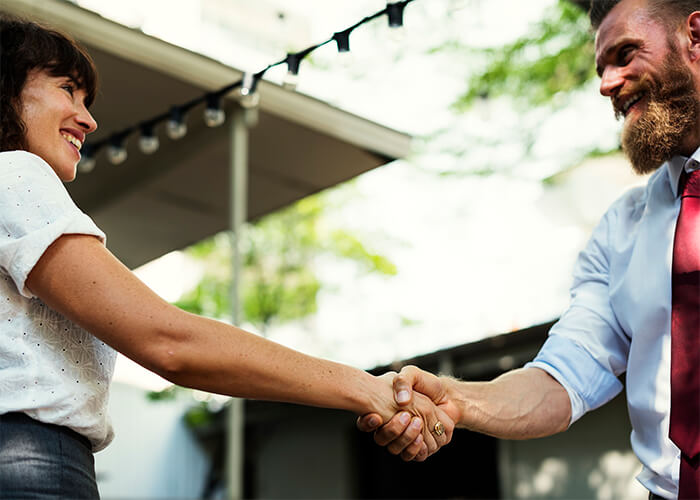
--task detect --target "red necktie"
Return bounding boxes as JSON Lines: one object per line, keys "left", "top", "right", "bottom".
{"left": 670, "top": 168, "right": 700, "bottom": 499}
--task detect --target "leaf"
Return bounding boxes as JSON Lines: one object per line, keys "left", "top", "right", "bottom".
{"left": 454, "top": 0, "right": 595, "bottom": 111}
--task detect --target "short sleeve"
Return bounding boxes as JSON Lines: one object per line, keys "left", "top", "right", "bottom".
{"left": 525, "top": 201, "right": 630, "bottom": 424}
{"left": 0, "top": 151, "right": 105, "bottom": 298}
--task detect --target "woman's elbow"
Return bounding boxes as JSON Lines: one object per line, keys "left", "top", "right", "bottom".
{"left": 148, "top": 342, "right": 189, "bottom": 382}
{"left": 131, "top": 313, "right": 193, "bottom": 383}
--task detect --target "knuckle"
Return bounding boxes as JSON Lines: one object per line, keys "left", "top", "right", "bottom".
{"left": 384, "top": 423, "right": 403, "bottom": 438}
{"left": 387, "top": 443, "right": 402, "bottom": 455}
{"left": 374, "top": 433, "right": 390, "bottom": 447}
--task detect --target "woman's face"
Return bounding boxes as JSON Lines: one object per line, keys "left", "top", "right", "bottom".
{"left": 19, "top": 69, "right": 97, "bottom": 181}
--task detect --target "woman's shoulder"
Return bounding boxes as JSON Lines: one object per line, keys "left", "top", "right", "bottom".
{"left": 0, "top": 151, "right": 62, "bottom": 190}
{"left": 1, "top": 150, "right": 55, "bottom": 174}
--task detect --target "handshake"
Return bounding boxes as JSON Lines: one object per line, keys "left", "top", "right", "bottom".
{"left": 356, "top": 365, "right": 463, "bottom": 462}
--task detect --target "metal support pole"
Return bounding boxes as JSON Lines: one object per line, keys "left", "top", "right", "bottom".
{"left": 226, "top": 106, "right": 249, "bottom": 500}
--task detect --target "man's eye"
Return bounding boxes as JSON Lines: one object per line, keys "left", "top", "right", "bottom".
{"left": 618, "top": 45, "right": 635, "bottom": 65}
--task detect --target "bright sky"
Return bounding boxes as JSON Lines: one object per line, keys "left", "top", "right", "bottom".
{"left": 71, "top": 0, "right": 638, "bottom": 388}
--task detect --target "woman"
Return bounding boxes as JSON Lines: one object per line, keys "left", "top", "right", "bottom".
{"left": 0, "top": 16, "right": 455, "bottom": 498}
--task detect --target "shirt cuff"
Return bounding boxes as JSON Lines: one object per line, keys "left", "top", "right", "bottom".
{"left": 525, "top": 334, "right": 624, "bottom": 424}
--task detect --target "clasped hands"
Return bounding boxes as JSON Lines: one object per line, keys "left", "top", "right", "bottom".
{"left": 360, "top": 366, "right": 460, "bottom": 462}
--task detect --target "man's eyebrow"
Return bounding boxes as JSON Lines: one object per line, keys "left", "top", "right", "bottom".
{"left": 595, "top": 41, "right": 625, "bottom": 77}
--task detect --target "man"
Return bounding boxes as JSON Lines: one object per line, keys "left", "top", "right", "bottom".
{"left": 360, "top": 1, "right": 700, "bottom": 498}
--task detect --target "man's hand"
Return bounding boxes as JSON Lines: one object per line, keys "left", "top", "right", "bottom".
{"left": 357, "top": 366, "right": 461, "bottom": 461}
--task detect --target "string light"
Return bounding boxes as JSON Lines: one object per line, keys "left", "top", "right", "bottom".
{"left": 204, "top": 93, "right": 226, "bottom": 127}
{"left": 237, "top": 73, "right": 260, "bottom": 109}
{"left": 138, "top": 122, "right": 159, "bottom": 154}
{"left": 166, "top": 106, "right": 188, "bottom": 140}
{"left": 387, "top": 1, "right": 408, "bottom": 27}
{"left": 333, "top": 29, "right": 352, "bottom": 53}
{"left": 283, "top": 54, "right": 300, "bottom": 90}
{"left": 78, "top": 144, "right": 96, "bottom": 174}
{"left": 106, "top": 135, "right": 128, "bottom": 165}
{"left": 284, "top": 46, "right": 317, "bottom": 90}
{"left": 77, "top": 0, "right": 416, "bottom": 173}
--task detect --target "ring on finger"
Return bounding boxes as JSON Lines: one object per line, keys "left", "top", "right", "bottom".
{"left": 432, "top": 421, "right": 445, "bottom": 437}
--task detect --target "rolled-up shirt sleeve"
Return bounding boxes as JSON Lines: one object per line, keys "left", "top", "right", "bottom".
{"left": 0, "top": 151, "right": 105, "bottom": 298}
{"left": 526, "top": 202, "right": 630, "bottom": 425}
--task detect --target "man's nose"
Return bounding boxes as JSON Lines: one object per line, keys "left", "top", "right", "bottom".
{"left": 599, "top": 66, "right": 624, "bottom": 97}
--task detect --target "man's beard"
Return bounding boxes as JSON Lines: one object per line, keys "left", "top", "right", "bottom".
{"left": 619, "top": 50, "right": 700, "bottom": 175}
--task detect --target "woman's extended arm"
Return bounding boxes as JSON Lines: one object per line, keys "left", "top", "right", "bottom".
{"left": 27, "top": 234, "right": 453, "bottom": 456}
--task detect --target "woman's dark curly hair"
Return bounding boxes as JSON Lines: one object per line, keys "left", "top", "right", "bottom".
{"left": 0, "top": 15, "right": 98, "bottom": 151}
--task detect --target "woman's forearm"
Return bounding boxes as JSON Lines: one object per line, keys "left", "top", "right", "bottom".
{"left": 444, "top": 367, "right": 571, "bottom": 439}
{"left": 158, "top": 309, "right": 394, "bottom": 418}
{"left": 28, "top": 235, "right": 398, "bottom": 420}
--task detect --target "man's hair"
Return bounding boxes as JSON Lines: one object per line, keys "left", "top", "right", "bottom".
{"left": 589, "top": 0, "right": 700, "bottom": 30}
{"left": 0, "top": 15, "right": 98, "bottom": 151}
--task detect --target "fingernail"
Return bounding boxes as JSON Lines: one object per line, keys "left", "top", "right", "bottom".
{"left": 399, "top": 412, "right": 410, "bottom": 425}
{"left": 396, "top": 390, "right": 410, "bottom": 403}
{"left": 410, "top": 417, "right": 421, "bottom": 430}
{"left": 368, "top": 417, "right": 378, "bottom": 427}
{"left": 414, "top": 435, "right": 423, "bottom": 445}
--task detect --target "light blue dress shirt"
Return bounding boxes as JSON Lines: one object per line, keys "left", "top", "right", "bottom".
{"left": 527, "top": 149, "right": 700, "bottom": 499}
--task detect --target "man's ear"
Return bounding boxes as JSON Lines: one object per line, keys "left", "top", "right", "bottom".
{"left": 686, "top": 11, "right": 700, "bottom": 62}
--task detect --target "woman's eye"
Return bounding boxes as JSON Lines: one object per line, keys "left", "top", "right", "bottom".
{"left": 61, "top": 84, "right": 75, "bottom": 96}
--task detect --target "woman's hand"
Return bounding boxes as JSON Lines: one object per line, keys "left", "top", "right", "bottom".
{"left": 358, "top": 366, "right": 461, "bottom": 461}
{"left": 361, "top": 369, "right": 456, "bottom": 462}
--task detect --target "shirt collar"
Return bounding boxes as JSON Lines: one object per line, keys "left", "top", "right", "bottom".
{"left": 668, "top": 146, "right": 700, "bottom": 197}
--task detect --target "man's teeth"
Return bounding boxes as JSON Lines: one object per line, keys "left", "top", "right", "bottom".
{"left": 61, "top": 133, "right": 82, "bottom": 150}
{"left": 622, "top": 93, "right": 643, "bottom": 114}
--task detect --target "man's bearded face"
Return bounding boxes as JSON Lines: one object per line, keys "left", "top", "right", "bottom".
{"left": 619, "top": 46, "right": 700, "bottom": 175}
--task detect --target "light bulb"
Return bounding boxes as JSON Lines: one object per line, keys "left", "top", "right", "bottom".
{"left": 139, "top": 134, "right": 159, "bottom": 154}
{"left": 166, "top": 120, "right": 186, "bottom": 140}
{"left": 138, "top": 124, "right": 159, "bottom": 154}
{"left": 239, "top": 91, "right": 260, "bottom": 109}
{"left": 282, "top": 70, "right": 299, "bottom": 90}
{"left": 106, "top": 143, "right": 127, "bottom": 165}
{"left": 389, "top": 25, "right": 406, "bottom": 43}
{"left": 204, "top": 107, "right": 225, "bottom": 127}
{"left": 166, "top": 107, "right": 187, "bottom": 140}
{"left": 78, "top": 154, "right": 96, "bottom": 173}
{"left": 204, "top": 94, "right": 226, "bottom": 127}
{"left": 237, "top": 73, "right": 260, "bottom": 109}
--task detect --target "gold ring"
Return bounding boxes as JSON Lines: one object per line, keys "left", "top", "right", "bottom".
{"left": 433, "top": 421, "right": 445, "bottom": 436}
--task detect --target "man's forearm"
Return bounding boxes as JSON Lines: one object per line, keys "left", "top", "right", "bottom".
{"left": 444, "top": 367, "right": 571, "bottom": 440}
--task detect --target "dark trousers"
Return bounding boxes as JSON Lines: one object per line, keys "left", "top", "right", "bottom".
{"left": 0, "top": 412, "right": 99, "bottom": 499}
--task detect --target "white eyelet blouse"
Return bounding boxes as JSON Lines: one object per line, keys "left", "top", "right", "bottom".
{"left": 0, "top": 151, "right": 116, "bottom": 451}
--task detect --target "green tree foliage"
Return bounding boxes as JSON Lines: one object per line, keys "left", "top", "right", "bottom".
{"left": 174, "top": 192, "right": 396, "bottom": 334}
{"left": 453, "top": 0, "right": 595, "bottom": 111}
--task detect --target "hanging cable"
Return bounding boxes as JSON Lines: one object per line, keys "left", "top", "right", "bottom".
{"left": 77, "top": 0, "right": 417, "bottom": 173}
